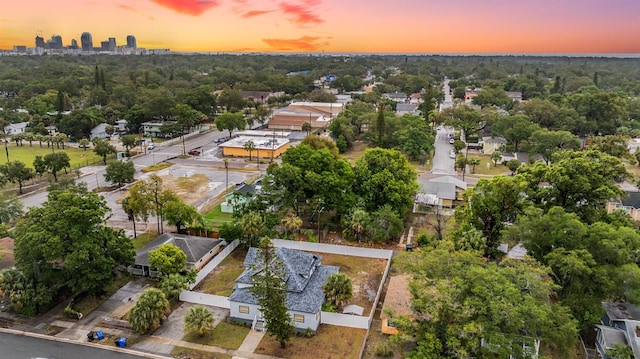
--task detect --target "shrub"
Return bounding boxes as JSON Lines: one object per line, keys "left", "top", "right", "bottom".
{"left": 374, "top": 342, "right": 394, "bottom": 357}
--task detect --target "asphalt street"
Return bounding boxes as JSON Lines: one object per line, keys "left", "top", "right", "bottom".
{"left": 431, "top": 126, "right": 457, "bottom": 175}
{"left": 0, "top": 330, "right": 161, "bottom": 359}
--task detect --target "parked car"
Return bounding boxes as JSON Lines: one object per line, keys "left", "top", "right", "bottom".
{"left": 449, "top": 138, "right": 455, "bottom": 144}
{"left": 147, "top": 143, "right": 155, "bottom": 150}
{"left": 188, "top": 149, "right": 201, "bottom": 156}
{"left": 449, "top": 150, "right": 456, "bottom": 159}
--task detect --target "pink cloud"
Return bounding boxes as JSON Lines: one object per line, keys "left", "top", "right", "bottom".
{"left": 279, "top": 1, "right": 323, "bottom": 24}
{"left": 117, "top": 3, "right": 136, "bottom": 11}
{"left": 150, "top": 0, "right": 220, "bottom": 16}
{"left": 262, "top": 35, "right": 329, "bottom": 51}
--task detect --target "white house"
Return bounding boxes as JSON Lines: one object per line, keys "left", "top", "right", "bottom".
{"left": 4, "top": 122, "right": 28, "bottom": 135}
{"left": 90, "top": 123, "right": 110, "bottom": 140}
{"left": 229, "top": 247, "right": 338, "bottom": 333}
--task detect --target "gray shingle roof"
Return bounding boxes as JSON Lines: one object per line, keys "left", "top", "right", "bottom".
{"left": 134, "top": 233, "right": 223, "bottom": 267}
{"left": 229, "top": 247, "right": 339, "bottom": 313}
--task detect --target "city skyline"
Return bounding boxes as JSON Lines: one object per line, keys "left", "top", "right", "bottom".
{"left": 2, "top": 0, "right": 640, "bottom": 54}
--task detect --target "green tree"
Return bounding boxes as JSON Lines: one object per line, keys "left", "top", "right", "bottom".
{"left": 42, "top": 152, "right": 70, "bottom": 182}
{"left": 163, "top": 199, "right": 203, "bottom": 234}
{"left": 0, "top": 161, "right": 34, "bottom": 194}
{"left": 394, "top": 115, "right": 435, "bottom": 160}
{"left": 148, "top": 243, "right": 187, "bottom": 276}
{"left": 93, "top": 139, "right": 117, "bottom": 165}
{"left": 400, "top": 249, "right": 577, "bottom": 358}
{"left": 215, "top": 112, "right": 246, "bottom": 138}
{"left": 301, "top": 121, "right": 312, "bottom": 135}
{"left": 184, "top": 305, "right": 215, "bottom": 337}
{"left": 128, "top": 174, "right": 177, "bottom": 234}
{"left": 323, "top": 273, "right": 353, "bottom": 308}
{"left": 128, "top": 288, "right": 170, "bottom": 334}
{"left": 159, "top": 272, "right": 195, "bottom": 300}
{"left": 442, "top": 104, "right": 483, "bottom": 138}
{"left": 280, "top": 210, "right": 302, "bottom": 239}
{"left": 492, "top": 114, "right": 540, "bottom": 152}
{"left": 78, "top": 138, "right": 91, "bottom": 151}
{"left": 104, "top": 161, "right": 135, "bottom": 187}
{"left": 0, "top": 192, "right": 22, "bottom": 225}
{"left": 238, "top": 210, "right": 264, "bottom": 248}
{"left": 519, "top": 150, "right": 628, "bottom": 223}
{"left": 505, "top": 206, "right": 640, "bottom": 328}
{"left": 467, "top": 157, "right": 481, "bottom": 174}
{"left": 455, "top": 175, "right": 529, "bottom": 257}
{"left": 341, "top": 208, "right": 370, "bottom": 242}
{"left": 353, "top": 148, "right": 418, "bottom": 217}
{"left": 249, "top": 237, "right": 294, "bottom": 348}
{"left": 506, "top": 159, "right": 521, "bottom": 175}
{"left": 528, "top": 129, "right": 581, "bottom": 164}
{"left": 217, "top": 89, "right": 246, "bottom": 112}
{"left": 13, "top": 187, "right": 134, "bottom": 314}
{"left": 490, "top": 151, "right": 502, "bottom": 166}
{"left": 243, "top": 140, "right": 256, "bottom": 161}
{"left": 120, "top": 134, "right": 137, "bottom": 156}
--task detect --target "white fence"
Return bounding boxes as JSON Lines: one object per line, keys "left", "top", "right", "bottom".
{"left": 179, "top": 291, "right": 230, "bottom": 309}
{"left": 271, "top": 239, "right": 393, "bottom": 259}
{"left": 321, "top": 312, "right": 370, "bottom": 329}
{"left": 189, "top": 239, "right": 239, "bottom": 290}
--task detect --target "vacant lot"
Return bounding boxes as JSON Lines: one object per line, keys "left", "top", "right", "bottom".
{"left": 0, "top": 143, "right": 102, "bottom": 169}
{"left": 255, "top": 324, "right": 366, "bottom": 359}
{"left": 193, "top": 248, "right": 247, "bottom": 297}
{"left": 182, "top": 321, "right": 249, "bottom": 350}
{"left": 314, "top": 252, "right": 387, "bottom": 316}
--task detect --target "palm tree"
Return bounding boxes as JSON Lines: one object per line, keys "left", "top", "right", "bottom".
{"left": 468, "top": 158, "right": 481, "bottom": 173}
{"left": 128, "top": 288, "right": 170, "bottom": 334}
{"left": 184, "top": 305, "right": 214, "bottom": 337}
{"left": 239, "top": 210, "right": 263, "bottom": 247}
{"left": 24, "top": 132, "right": 34, "bottom": 147}
{"left": 281, "top": 210, "right": 303, "bottom": 239}
{"left": 243, "top": 140, "right": 256, "bottom": 161}
{"left": 343, "top": 209, "right": 370, "bottom": 242}
{"left": 302, "top": 121, "right": 312, "bottom": 135}
{"left": 323, "top": 273, "right": 353, "bottom": 308}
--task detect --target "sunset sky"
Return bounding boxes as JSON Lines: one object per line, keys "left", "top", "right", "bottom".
{"left": 2, "top": 0, "right": 640, "bottom": 53}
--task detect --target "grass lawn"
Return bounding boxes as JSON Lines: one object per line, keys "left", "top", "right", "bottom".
{"left": 465, "top": 154, "right": 511, "bottom": 176}
{"left": 255, "top": 324, "right": 366, "bottom": 359}
{"left": 182, "top": 321, "right": 249, "bottom": 350}
{"left": 203, "top": 205, "right": 234, "bottom": 229}
{"left": 0, "top": 143, "right": 102, "bottom": 169}
{"left": 311, "top": 253, "right": 387, "bottom": 316}
{"left": 341, "top": 141, "right": 369, "bottom": 164}
{"left": 171, "top": 346, "right": 232, "bottom": 359}
{"left": 141, "top": 162, "right": 173, "bottom": 173}
{"left": 130, "top": 232, "right": 158, "bottom": 251}
{"left": 194, "top": 249, "right": 247, "bottom": 297}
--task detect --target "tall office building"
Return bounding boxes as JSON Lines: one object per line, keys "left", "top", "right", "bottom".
{"left": 35, "top": 35, "right": 45, "bottom": 48}
{"left": 126, "top": 35, "right": 137, "bottom": 48}
{"left": 49, "top": 35, "right": 63, "bottom": 49}
{"left": 80, "top": 32, "right": 93, "bottom": 51}
{"left": 70, "top": 39, "right": 78, "bottom": 49}
{"left": 108, "top": 37, "right": 116, "bottom": 52}
{"left": 100, "top": 41, "right": 110, "bottom": 52}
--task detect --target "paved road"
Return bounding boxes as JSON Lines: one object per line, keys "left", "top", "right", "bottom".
{"left": 0, "top": 330, "right": 160, "bottom": 359}
{"left": 431, "top": 126, "right": 457, "bottom": 175}
{"left": 440, "top": 77, "right": 454, "bottom": 111}
{"left": 19, "top": 128, "right": 231, "bottom": 210}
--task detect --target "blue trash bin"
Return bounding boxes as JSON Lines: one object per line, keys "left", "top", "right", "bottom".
{"left": 96, "top": 330, "right": 104, "bottom": 340}
{"left": 114, "top": 337, "right": 127, "bottom": 348}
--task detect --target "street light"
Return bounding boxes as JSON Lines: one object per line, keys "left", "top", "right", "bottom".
{"left": 224, "top": 158, "right": 229, "bottom": 190}
{"left": 95, "top": 173, "right": 99, "bottom": 189}
{"left": 152, "top": 153, "right": 156, "bottom": 165}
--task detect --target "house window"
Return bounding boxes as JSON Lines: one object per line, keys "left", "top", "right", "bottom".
{"left": 293, "top": 314, "right": 305, "bottom": 323}
{"left": 239, "top": 305, "right": 249, "bottom": 314}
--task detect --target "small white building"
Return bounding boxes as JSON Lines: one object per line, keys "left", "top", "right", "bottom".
{"left": 4, "top": 122, "right": 28, "bottom": 135}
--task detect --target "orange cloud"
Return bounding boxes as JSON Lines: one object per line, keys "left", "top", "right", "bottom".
{"left": 117, "top": 3, "right": 136, "bottom": 11}
{"left": 150, "top": 0, "right": 220, "bottom": 16}
{"left": 263, "top": 35, "right": 329, "bottom": 51}
{"left": 279, "top": 1, "right": 323, "bottom": 25}
{"left": 241, "top": 9, "right": 275, "bottom": 18}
